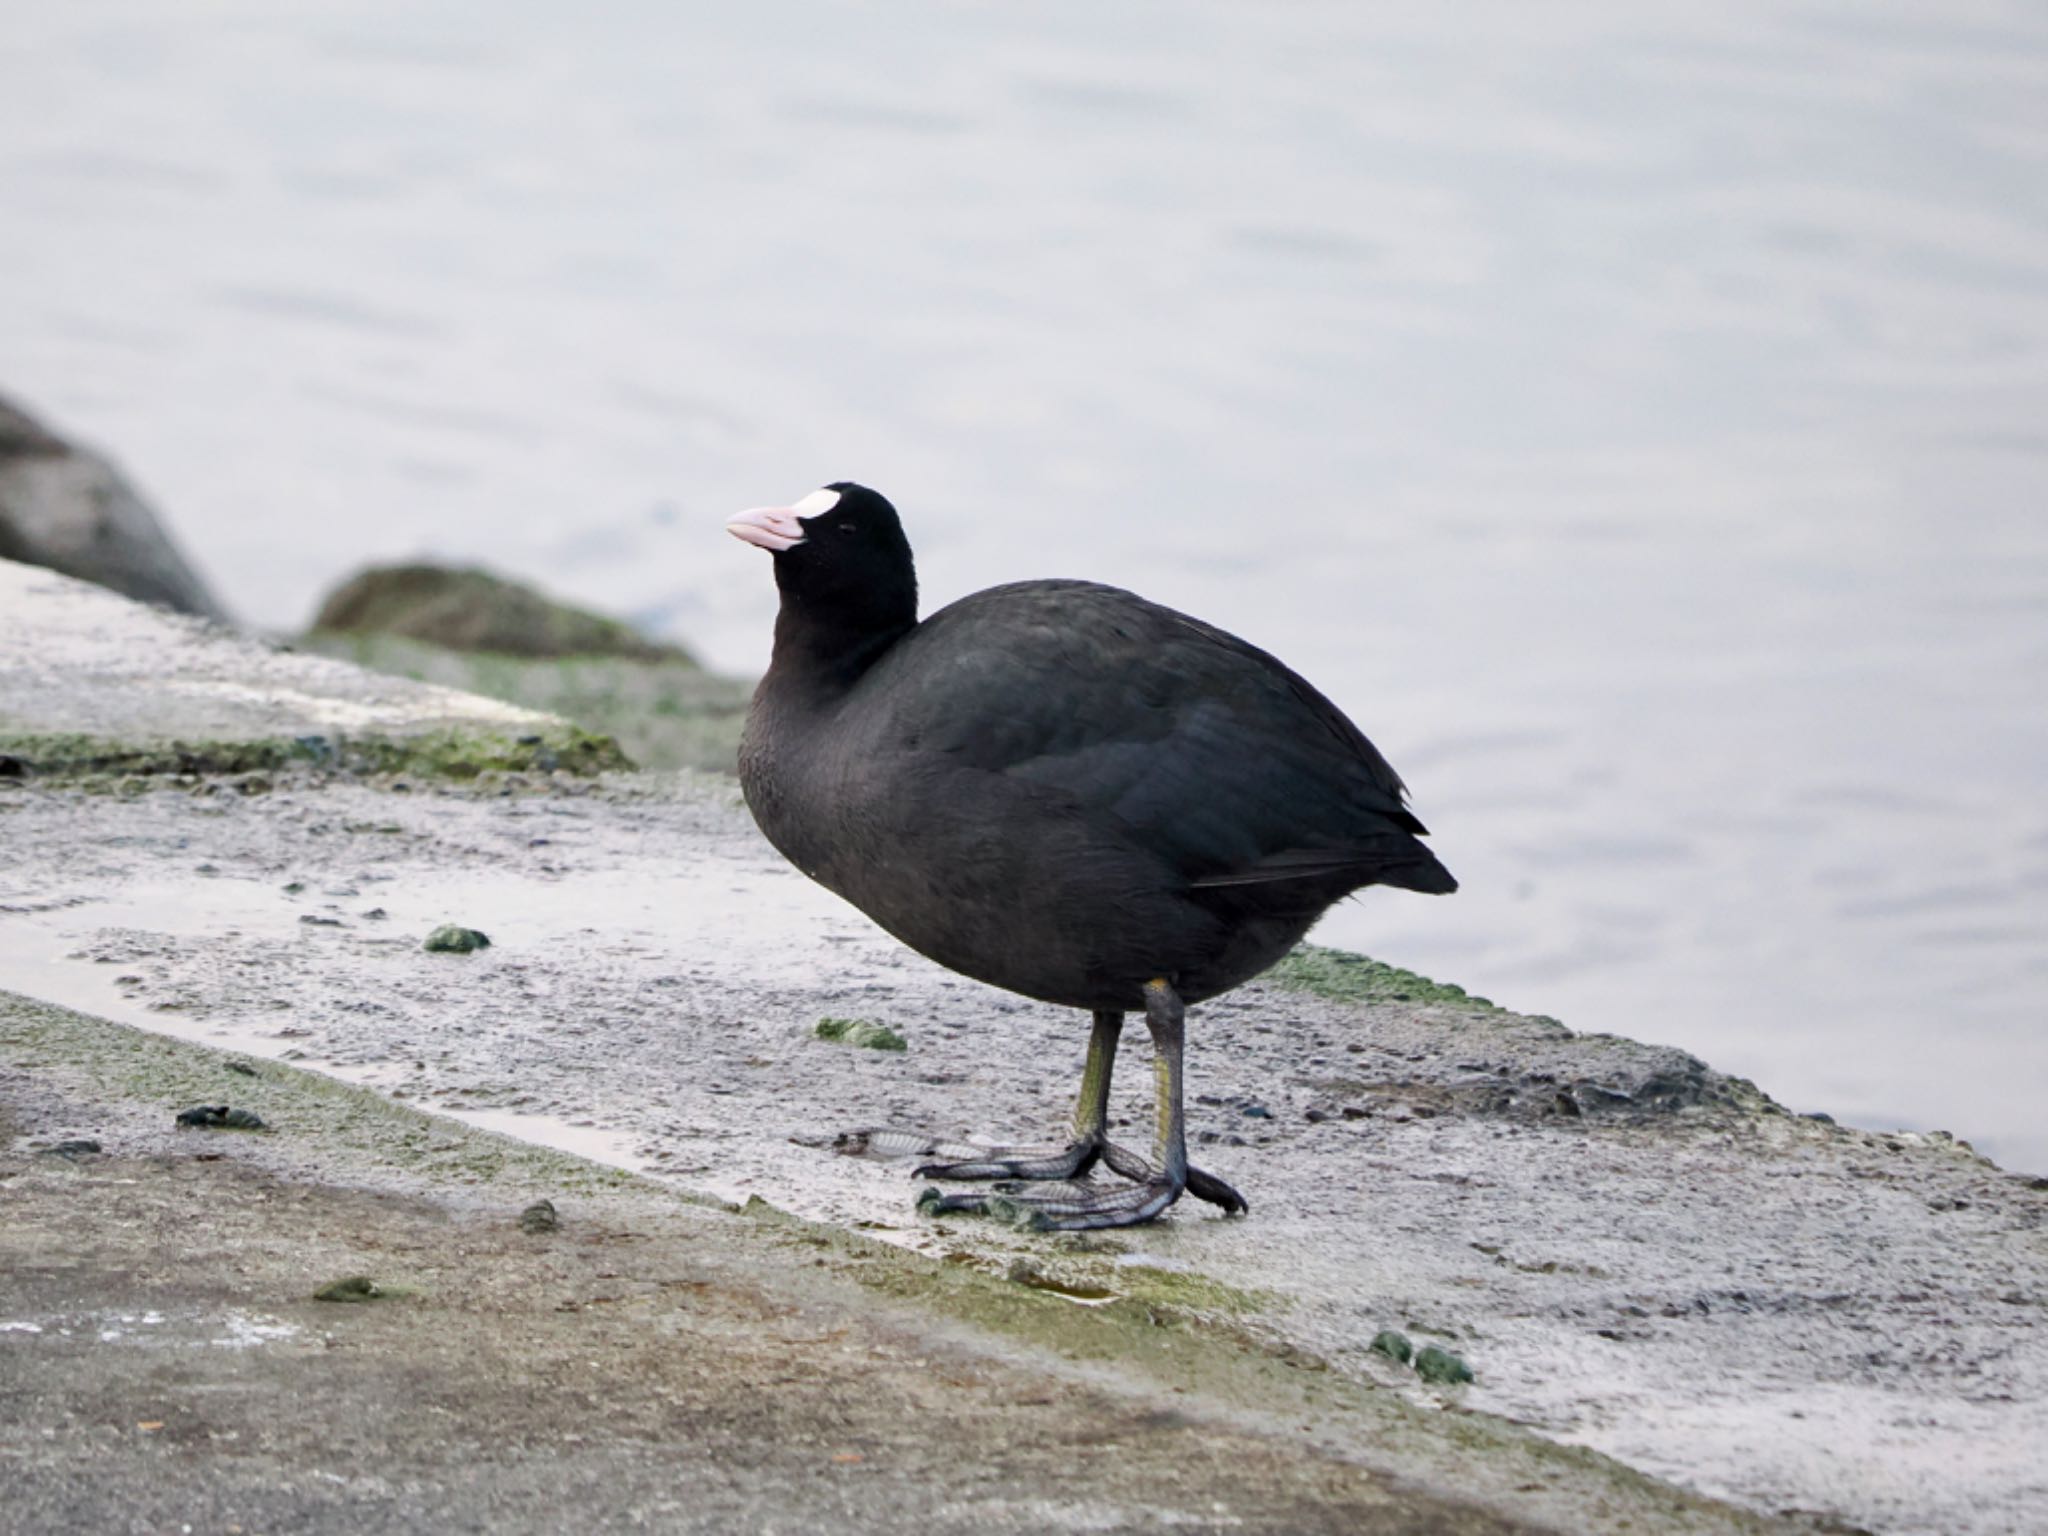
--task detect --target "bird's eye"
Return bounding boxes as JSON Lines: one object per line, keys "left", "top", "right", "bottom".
{"left": 838, "top": 522, "right": 859, "bottom": 535}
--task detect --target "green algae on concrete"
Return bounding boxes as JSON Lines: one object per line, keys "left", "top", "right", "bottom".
{"left": 1112, "top": 1263, "right": 1276, "bottom": 1318}
{"left": 1269, "top": 943, "right": 1502, "bottom": 1012}
{"left": 0, "top": 725, "right": 630, "bottom": 783}
{"left": 815, "top": 1017, "right": 907, "bottom": 1052}
{"left": 1005, "top": 1259, "right": 1116, "bottom": 1302}
{"left": 730, "top": 1193, "right": 1772, "bottom": 1536}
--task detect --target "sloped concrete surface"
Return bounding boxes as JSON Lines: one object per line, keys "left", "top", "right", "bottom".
{"left": 2, "top": 565, "right": 2043, "bottom": 1535}
{"left": 0, "top": 558, "right": 549, "bottom": 745}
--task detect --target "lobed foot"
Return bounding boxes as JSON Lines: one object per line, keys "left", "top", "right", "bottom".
{"left": 823, "top": 1122, "right": 1236, "bottom": 1220}
{"left": 833, "top": 1127, "right": 1091, "bottom": 1178}
{"left": 912, "top": 1138, "right": 1103, "bottom": 1184}
{"left": 1094, "top": 1139, "right": 1248, "bottom": 1215}
{"left": 835, "top": 1125, "right": 1246, "bottom": 1227}
{"left": 918, "top": 1175, "right": 1187, "bottom": 1232}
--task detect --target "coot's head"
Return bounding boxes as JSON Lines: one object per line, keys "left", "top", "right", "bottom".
{"left": 727, "top": 482, "right": 917, "bottom": 643}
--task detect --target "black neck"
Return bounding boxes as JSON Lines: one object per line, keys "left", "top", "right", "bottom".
{"left": 766, "top": 587, "right": 916, "bottom": 699}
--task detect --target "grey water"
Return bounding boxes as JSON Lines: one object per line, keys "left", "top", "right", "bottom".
{"left": 3, "top": 1, "right": 2045, "bottom": 1170}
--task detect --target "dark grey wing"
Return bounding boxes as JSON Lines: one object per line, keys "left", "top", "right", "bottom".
{"left": 862, "top": 581, "right": 1450, "bottom": 893}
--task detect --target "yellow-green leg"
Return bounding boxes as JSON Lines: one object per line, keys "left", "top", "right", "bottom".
{"left": 914, "top": 981, "right": 1248, "bottom": 1231}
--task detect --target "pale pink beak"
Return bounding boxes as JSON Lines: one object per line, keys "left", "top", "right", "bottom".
{"left": 726, "top": 506, "right": 807, "bottom": 552}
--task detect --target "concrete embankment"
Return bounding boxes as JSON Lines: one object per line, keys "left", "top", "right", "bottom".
{"left": 3, "top": 557, "right": 2043, "bottom": 1535}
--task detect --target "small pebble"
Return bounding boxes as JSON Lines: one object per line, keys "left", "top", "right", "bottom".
{"left": 518, "top": 1200, "right": 560, "bottom": 1234}
{"left": 813, "top": 1017, "right": 907, "bottom": 1052}
{"left": 1414, "top": 1344, "right": 1474, "bottom": 1384}
{"left": 423, "top": 924, "right": 491, "bottom": 954}
{"left": 175, "top": 1105, "right": 267, "bottom": 1131}
{"left": 313, "top": 1276, "right": 382, "bottom": 1303}
{"left": 1369, "top": 1329, "right": 1413, "bottom": 1364}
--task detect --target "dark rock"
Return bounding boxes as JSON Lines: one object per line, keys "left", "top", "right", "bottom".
{"left": 1625, "top": 1059, "right": 1720, "bottom": 1112}
{"left": 518, "top": 1200, "right": 560, "bottom": 1234}
{"left": 225, "top": 1061, "right": 257, "bottom": 1077}
{"left": 175, "top": 1105, "right": 267, "bottom": 1130}
{"left": 0, "top": 392, "right": 230, "bottom": 619}
{"left": 423, "top": 925, "right": 491, "bottom": 954}
{"left": 309, "top": 562, "right": 688, "bottom": 661}
{"left": 38, "top": 1138, "right": 102, "bottom": 1159}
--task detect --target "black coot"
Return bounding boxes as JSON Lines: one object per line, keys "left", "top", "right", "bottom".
{"left": 730, "top": 483, "right": 1454, "bottom": 1229}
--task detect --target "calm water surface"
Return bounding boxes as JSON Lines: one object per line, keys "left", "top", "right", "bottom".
{"left": 2, "top": 2, "right": 2045, "bottom": 1168}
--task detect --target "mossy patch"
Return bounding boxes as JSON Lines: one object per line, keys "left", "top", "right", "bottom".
{"left": 1268, "top": 943, "right": 1500, "bottom": 1012}
{"left": 347, "top": 726, "right": 630, "bottom": 779}
{"left": 814, "top": 1017, "right": 907, "bottom": 1052}
{"left": 0, "top": 726, "right": 630, "bottom": 784}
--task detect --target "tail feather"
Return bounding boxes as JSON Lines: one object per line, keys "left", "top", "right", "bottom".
{"left": 1189, "top": 838, "right": 1458, "bottom": 896}
{"left": 1381, "top": 851, "right": 1457, "bottom": 895}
